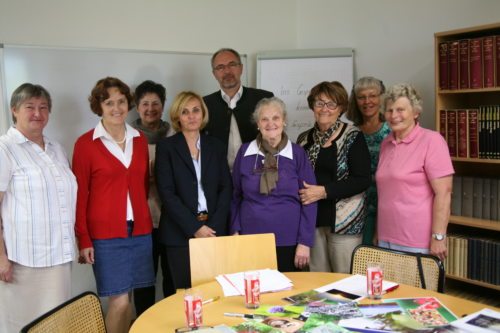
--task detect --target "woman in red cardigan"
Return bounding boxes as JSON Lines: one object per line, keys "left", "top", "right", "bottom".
{"left": 73, "top": 77, "right": 154, "bottom": 333}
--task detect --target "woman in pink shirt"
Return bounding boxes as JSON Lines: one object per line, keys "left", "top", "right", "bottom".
{"left": 376, "top": 83, "right": 454, "bottom": 261}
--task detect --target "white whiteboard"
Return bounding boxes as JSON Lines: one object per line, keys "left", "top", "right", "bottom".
{"left": 257, "top": 48, "right": 353, "bottom": 141}
{"left": 0, "top": 44, "right": 248, "bottom": 156}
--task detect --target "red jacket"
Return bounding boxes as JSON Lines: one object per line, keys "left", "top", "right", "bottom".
{"left": 73, "top": 130, "right": 152, "bottom": 249}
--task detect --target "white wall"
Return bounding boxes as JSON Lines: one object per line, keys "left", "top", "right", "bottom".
{"left": 296, "top": 0, "right": 500, "bottom": 128}
{"left": 1, "top": 0, "right": 499, "bottom": 303}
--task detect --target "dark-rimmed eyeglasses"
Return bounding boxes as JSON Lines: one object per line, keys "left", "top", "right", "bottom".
{"left": 314, "top": 100, "right": 338, "bottom": 110}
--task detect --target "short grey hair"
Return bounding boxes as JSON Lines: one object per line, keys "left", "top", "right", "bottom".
{"left": 10, "top": 83, "right": 52, "bottom": 123}
{"left": 252, "top": 97, "right": 288, "bottom": 124}
{"left": 211, "top": 48, "right": 241, "bottom": 68}
{"left": 383, "top": 83, "right": 423, "bottom": 115}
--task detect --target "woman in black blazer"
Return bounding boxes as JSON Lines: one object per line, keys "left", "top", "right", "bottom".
{"left": 155, "top": 91, "right": 232, "bottom": 289}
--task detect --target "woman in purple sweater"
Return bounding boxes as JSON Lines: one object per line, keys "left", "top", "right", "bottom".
{"left": 230, "top": 97, "right": 317, "bottom": 272}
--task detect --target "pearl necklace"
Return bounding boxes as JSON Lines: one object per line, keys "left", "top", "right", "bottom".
{"left": 113, "top": 130, "right": 127, "bottom": 144}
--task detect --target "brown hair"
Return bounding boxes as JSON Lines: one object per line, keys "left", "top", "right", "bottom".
{"left": 307, "top": 81, "right": 348, "bottom": 113}
{"left": 88, "top": 77, "right": 134, "bottom": 116}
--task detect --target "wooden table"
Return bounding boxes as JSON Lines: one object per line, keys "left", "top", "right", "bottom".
{"left": 130, "top": 272, "right": 499, "bottom": 332}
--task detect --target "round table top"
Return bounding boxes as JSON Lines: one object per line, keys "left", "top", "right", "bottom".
{"left": 130, "top": 272, "right": 496, "bottom": 332}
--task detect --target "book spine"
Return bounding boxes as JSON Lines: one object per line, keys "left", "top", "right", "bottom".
{"left": 446, "top": 110, "right": 457, "bottom": 157}
{"left": 439, "top": 109, "right": 447, "bottom": 139}
{"left": 451, "top": 175, "right": 462, "bottom": 216}
{"left": 467, "top": 236, "right": 473, "bottom": 279}
{"left": 472, "top": 177, "right": 483, "bottom": 219}
{"left": 467, "top": 109, "right": 479, "bottom": 158}
{"left": 494, "top": 105, "right": 500, "bottom": 159}
{"left": 479, "top": 106, "right": 485, "bottom": 158}
{"left": 439, "top": 42, "right": 449, "bottom": 90}
{"left": 453, "top": 236, "right": 460, "bottom": 277}
{"left": 482, "top": 178, "right": 491, "bottom": 220}
{"left": 459, "top": 39, "right": 470, "bottom": 89}
{"left": 490, "top": 178, "right": 498, "bottom": 221}
{"left": 487, "top": 106, "right": 493, "bottom": 158}
{"left": 457, "top": 109, "right": 468, "bottom": 158}
{"left": 449, "top": 41, "right": 459, "bottom": 90}
{"left": 483, "top": 36, "right": 495, "bottom": 88}
{"left": 461, "top": 177, "right": 474, "bottom": 217}
{"left": 496, "top": 36, "right": 500, "bottom": 87}
{"left": 470, "top": 38, "right": 483, "bottom": 89}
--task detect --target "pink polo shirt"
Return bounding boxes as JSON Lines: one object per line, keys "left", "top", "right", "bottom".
{"left": 376, "top": 124, "right": 454, "bottom": 249}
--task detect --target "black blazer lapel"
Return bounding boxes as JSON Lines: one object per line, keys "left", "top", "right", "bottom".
{"left": 173, "top": 133, "right": 196, "bottom": 177}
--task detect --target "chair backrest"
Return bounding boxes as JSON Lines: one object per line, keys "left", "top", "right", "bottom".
{"left": 189, "top": 233, "right": 277, "bottom": 286}
{"left": 350, "top": 245, "right": 445, "bottom": 293}
{"left": 20, "top": 291, "right": 106, "bottom": 333}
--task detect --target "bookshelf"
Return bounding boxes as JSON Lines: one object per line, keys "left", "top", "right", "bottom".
{"left": 435, "top": 22, "right": 500, "bottom": 290}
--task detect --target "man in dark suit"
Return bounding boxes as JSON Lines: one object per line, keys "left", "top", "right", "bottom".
{"left": 204, "top": 48, "right": 274, "bottom": 169}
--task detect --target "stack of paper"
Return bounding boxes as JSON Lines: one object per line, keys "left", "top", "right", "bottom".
{"left": 216, "top": 269, "right": 293, "bottom": 297}
{"left": 315, "top": 274, "right": 399, "bottom": 299}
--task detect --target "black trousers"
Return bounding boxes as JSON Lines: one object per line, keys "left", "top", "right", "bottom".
{"left": 165, "top": 245, "right": 192, "bottom": 290}
{"left": 133, "top": 229, "right": 175, "bottom": 316}
{"left": 276, "top": 245, "right": 299, "bottom": 272}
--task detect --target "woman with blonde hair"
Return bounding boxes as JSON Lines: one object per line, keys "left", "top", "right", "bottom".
{"left": 155, "top": 91, "right": 232, "bottom": 289}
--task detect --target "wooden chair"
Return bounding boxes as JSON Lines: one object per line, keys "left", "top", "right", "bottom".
{"left": 350, "top": 244, "right": 445, "bottom": 293}
{"left": 189, "top": 233, "right": 277, "bottom": 286}
{"left": 20, "top": 291, "right": 106, "bottom": 333}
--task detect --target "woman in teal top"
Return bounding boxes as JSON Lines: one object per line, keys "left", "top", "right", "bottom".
{"left": 346, "top": 77, "right": 391, "bottom": 245}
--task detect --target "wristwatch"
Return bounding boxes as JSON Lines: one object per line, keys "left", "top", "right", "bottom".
{"left": 432, "top": 233, "right": 446, "bottom": 241}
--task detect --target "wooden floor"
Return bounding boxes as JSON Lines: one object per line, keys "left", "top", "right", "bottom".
{"left": 445, "top": 279, "right": 500, "bottom": 308}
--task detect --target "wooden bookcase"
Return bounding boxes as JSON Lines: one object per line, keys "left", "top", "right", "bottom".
{"left": 434, "top": 22, "right": 500, "bottom": 291}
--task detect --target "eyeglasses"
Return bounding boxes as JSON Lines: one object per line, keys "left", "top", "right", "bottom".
{"left": 314, "top": 100, "right": 338, "bottom": 110}
{"left": 356, "top": 94, "right": 380, "bottom": 102}
{"left": 213, "top": 62, "right": 241, "bottom": 72}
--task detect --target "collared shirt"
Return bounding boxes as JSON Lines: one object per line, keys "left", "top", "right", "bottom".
{"left": 376, "top": 124, "right": 454, "bottom": 248}
{"left": 221, "top": 85, "right": 244, "bottom": 170}
{"left": 93, "top": 121, "right": 140, "bottom": 221}
{"left": 192, "top": 136, "right": 208, "bottom": 213}
{"left": 0, "top": 127, "right": 77, "bottom": 267}
{"left": 243, "top": 138, "right": 294, "bottom": 160}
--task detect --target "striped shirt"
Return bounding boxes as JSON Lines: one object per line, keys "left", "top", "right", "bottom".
{"left": 0, "top": 127, "right": 77, "bottom": 267}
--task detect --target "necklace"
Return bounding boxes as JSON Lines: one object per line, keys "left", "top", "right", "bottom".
{"left": 113, "top": 130, "right": 127, "bottom": 144}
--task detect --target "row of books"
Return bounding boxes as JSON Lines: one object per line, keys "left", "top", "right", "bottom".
{"left": 451, "top": 176, "right": 500, "bottom": 221}
{"left": 445, "top": 234, "right": 500, "bottom": 286}
{"left": 439, "top": 106, "right": 500, "bottom": 159}
{"left": 438, "top": 35, "right": 500, "bottom": 90}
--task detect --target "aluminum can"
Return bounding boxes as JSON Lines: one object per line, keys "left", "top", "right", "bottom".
{"left": 367, "top": 263, "right": 383, "bottom": 299}
{"left": 184, "top": 293, "right": 203, "bottom": 328}
{"left": 244, "top": 271, "right": 260, "bottom": 308}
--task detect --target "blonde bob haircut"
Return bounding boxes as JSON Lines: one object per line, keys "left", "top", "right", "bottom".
{"left": 169, "top": 91, "right": 209, "bottom": 132}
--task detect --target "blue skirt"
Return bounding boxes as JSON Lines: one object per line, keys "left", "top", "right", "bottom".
{"left": 92, "top": 232, "right": 155, "bottom": 297}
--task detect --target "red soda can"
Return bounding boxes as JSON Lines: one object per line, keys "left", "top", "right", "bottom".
{"left": 244, "top": 271, "right": 260, "bottom": 309}
{"left": 367, "top": 263, "right": 383, "bottom": 299}
{"left": 184, "top": 293, "right": 203, "bottom": 328}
